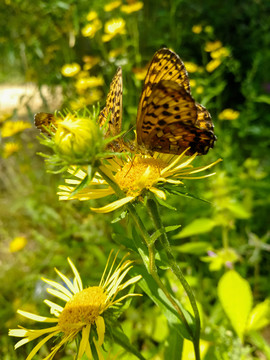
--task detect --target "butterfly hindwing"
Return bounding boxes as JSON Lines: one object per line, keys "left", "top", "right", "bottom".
{"left": 34, "top": 112, "right": 57, "bottom": 134}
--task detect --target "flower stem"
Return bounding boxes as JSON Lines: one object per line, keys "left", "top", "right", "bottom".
{"left": 97, "top": 166, "right": 193, "bottom": 339}
{"left": 146, "top": 197, "right": 201, "bottom": 360}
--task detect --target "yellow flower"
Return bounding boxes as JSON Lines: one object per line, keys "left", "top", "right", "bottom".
{"left": 58, "top": 151, "right": 222, "bottom": 213}
{"left": 204, "top": 40, "right": 222, "bottom": 52}
{"left": 9, "top": 236, "right": 27, "bottom": 252}
{"left": 204, "top": 25, "right": 213, "bottom": 34}
{"left": 109, "top": 47, "right": 125, "bottom": 59}
{"left": 206, "top": 58, "right": 221, "bottom": 72}
{"left": 189, "top": 79, "right": 196, "bottom": 88}
{"left": 70, "top": 90, "right": 103, "bottom": 110}
{"left": 121, "top": 1, "right": 143, "bottom": 14}
{"left": 2, "top": 141, "right": 20, "bottom": 158}
{"left": 82, "top": 55, "right": 101, "bottom": 70}
{"left": 104, "top": 0, "right": 122, "bottom": 12}
{"left": 195, "top": 86, "right": 204, "bottom": 94}
{"left": 86, "top": 10, "right": 98, "bottom": 21}
{"left": 184, "top": 61, "right": 198, "bottom": 73}
{"left": 1, "top": 120, "right": 31, "bottom": 137}
{"left": 192, "top": 25, "right": 203, "bottom": 34}
{"left": 0, "top": 112, "right": 12, "bottom": 123}
{"left": 81, "top": 19, "right": 102, "bottom": 38}
{"left": 102, "top": 18, "right": 126, "bottom": 42}
{"left": 61, "top": 63, "right": 81, "bottom": 77}
{"left": 132, "top": 66, "right": 148, "bottom": 81}
{"left": 54, "top": 114, "right": 99, "bottom": 158}
{"left": 9, "top": 252, "right": 141, "bottom": 360}
{"left": 75, "top": 76, "right": 104, "bottom": 92}
{"left": 210, "top": 46, "right": 230, "bottom": 59}
{"left": 218, "top": 108, "right": 240, "bottom": 120}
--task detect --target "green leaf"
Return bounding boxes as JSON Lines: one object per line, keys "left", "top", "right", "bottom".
{"left": 164, "top": 324, "right": 184, "bottom": 360}
{"left": 131, "top": 265, "right": 194, "bottom": 341}
{"left": 218, "top": 270, "right": 253, "bottom": 341}
{"left": 246, "top": 299, "right": 270, "bottom": 332}
{"left": 174, "top": 218, "right": 216, "bottom": 239}
{"left": 226, "top": 202, "right": 251, "bottom": 219}
{"left": 175, "top": 241, "right": 212, "bottom": 255}
{"left": 112, "top": 327, "right": 146, "bottom": 360}
{"left": 254, "top": 95, "right": 270, "bottom": 104}
{"left": 151, "top": 225, "right": 181, "bottom": 243}
{"left": 111, "top": 211, "right": 128, "bottom": 223}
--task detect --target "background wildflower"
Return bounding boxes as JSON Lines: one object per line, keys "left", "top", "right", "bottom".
{"left": 2, "top": 141, "right": 20, "bottom": 158}
{"left": 218, "top": 108, "right": 240, "bottom": 120}
{"left": 1, "top": 120, "right": 31, "bottom": 137}
{"left": 192, "top": 24, "right": 203, "bottom": 34}
{"left": 121, "top": 1, "right": 143, "bottom": 14}
{"left": 102, "top": 18, "right": 126, "bottom": 42}
{"left": 61, "top": 63, "right": 81, "bottom": 77}
{"left": 9, "top": 236, "right": 27, "bottom": 252}
{"left": 9, "top": 253, "right": 142, "bottom": 360}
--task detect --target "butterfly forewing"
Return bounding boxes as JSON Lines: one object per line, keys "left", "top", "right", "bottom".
{"left": 98, "top": 67, "right": 123, "bottom": 137}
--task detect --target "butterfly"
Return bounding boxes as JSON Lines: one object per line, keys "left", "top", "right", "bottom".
{"left": 99, "top": 48, "right": 216, "bottom": 155}
{"left": 34, "top": 112, "right": 58, "bottom": 135}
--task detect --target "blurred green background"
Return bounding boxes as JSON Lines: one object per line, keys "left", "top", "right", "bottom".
{"left": 1, "top": 0, "right": 270, "bottom": 359}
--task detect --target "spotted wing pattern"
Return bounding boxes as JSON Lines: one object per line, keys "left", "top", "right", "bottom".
{"left": 136, "top": 48, "right": 216, "bottom": 155}
{"left": 34, "top": 112, "right": 58, "bottom": 134}
{"left": 98, "top": 67, "right": 123, "bottom": 137}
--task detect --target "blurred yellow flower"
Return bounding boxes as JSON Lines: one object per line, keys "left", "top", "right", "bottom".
{"left": 184, "top": 61, "right": 198, "bottom": 73}
{"left": 132, "top": 66, "right": 148, "bottom": 80}
{"left": 0, "top": 112, "right": 12, "bottom": 123}
{"left": 204, "top": 25, "right": 213, "bottom": 34}
{"left": 195, "top": 86, "right": 204, "bottom": 94}
{"left": 218, "top": 108, "right": 240, "bottom": 120}
{"left": 9, "top": 253, "right": 141, "bottom": 360}
{"left": 58, "top": 151, "right": 221, "bottom": 213}
{"left": 102, "top": 18, "right": 126, "bottom": 42}
{"left": 54, "top": 114, "right": 99, "bottom": 158}
{"left": 204, "top": 40, "right": 222, "bottom": 52}
{"left": 189, "top": 80, "right": 196, "bottom": 88}
{"left": 104, "top": 0, "right": 122, "bottom": 12}
{"left": 82, "top": 55, "right": 101, "bottom": 70}
{"left": 192, "top": 25, "right": 203, "bottom": 34}
{"left": 81, "top": 19, "right": 102, "bottom": 38}
{"left": 206, "top": 58, "right": 221, "bottom": 72}
{"left": 121, "top": 1, "right": 143, "bottom": 14}
{"left": 109, "top": 47, "right": 125, "bottom": 59}
{"left": 61, "top": 63, "right": 81, "bottom": 77}
{"left": 9, "top": 236, "right": 27, "bottom": 252}
{"left": 2, "top": 141, "right": 20, "bottom": 158}
{"left": 211, "top": 47, "right": 230, "bottom": 59}
{"left": 1, "top": 120, "right": 31, "bottom": 137}
{"left": 70, "top": 90, "right": 103, "bottom": 110}
{"left": 86, "top": 10, "right": 98, "bottom": 21}
{"left": 75, "top": 76, "right": 104, "bottom": 92}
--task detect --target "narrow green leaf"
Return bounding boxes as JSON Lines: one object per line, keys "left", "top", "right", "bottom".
{"left": 164, "top": 324, "right": 184, "bottom": 360}
{"left": 112, "top": 327, "right": 146, "bottom": 360}
{"left": 175, "top": 241, "right": 212, "bottom": 255}
{"left": 151, "top": 225, "right": 181, "bottom": 243}
{"left": 218, "top": 270, "right": 253, "bottom": 341}
{"left": 246, "top": 299, "right": 270, "bottom": 332}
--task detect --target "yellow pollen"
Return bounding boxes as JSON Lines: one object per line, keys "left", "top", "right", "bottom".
{"left": 58, "top": 286, "right": 107, "bottom": 334}
{"left": 115, "top": 157, "right": 166, "bottom": 196}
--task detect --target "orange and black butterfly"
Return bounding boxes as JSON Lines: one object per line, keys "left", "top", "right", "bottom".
{"left": 99, "top": 48, "right": 216, "bottom": 155}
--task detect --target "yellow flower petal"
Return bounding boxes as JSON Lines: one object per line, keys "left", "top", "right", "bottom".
{"left": 91, "top": 196, "right": 135, "bottom": 213}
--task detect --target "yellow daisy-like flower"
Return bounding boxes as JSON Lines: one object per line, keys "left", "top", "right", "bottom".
{"left": 184, "top": 61, "right": 198, "bottom": 73}
{"left": 9, "top": 252, "right": 142, "bottom": 360}
{"left": 70, "top": 90, "right": 103, "bottom": 110}
{"left": 206, "top": 58, "right": 221, "bottom": 73}
{"left": 192, "top": 24, "right": 203, "bottom": 34}
{"left": 218, "top": 108, "right": 240, "bottom": 120}
{"left": 195, "top": 86, "right": 204, "bottom": 94}
{"left": 109, "top": 47, "right": 125, "bottom": 59}
{"left": 61, "top": 63, "right": 81, "bottom": 77}
{"left": 81, "top": 19, "right": 102, "bottom": 38}
{"left": 204, "top": 40, "right": 222, "bottom": 52}
{"left": 121, "top": 1, "right": 143, "bottom": 14}
{"left": 0, "top": 112, "right": 12, "bottom": 123}
{"left": 210, "top": 47, "right": 230, "bottom": 59}
{"left": 1, "top": 120, "right": 31, "bottom": 137}
{"left": 2, "top": 141, "right": 20, "bottom": 158}
{"left": 86, "top": 10, "right": 98, "bottom": 21}
{"left": 132, "top": 66, "right": 148, "bottom": 81}
{"left": 102, "top": 18, "right": 126, "bottom": 42}
{"left": 104, "top": 0, "right": 122, "bottom": 12}
{"left": 75, "top": 76, "right": 104, "bottom": 92}
{"left": 9, "top": 236, "right": 27, "bottom": 252}
{"left": 58, "top": 150, "right": 222, "bottom": 213}
{"left": 82, "top": 55, "right": 101, "bottom": 70}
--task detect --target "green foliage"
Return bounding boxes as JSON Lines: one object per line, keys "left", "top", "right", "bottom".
{"left": 1, "top": 0, "right": 270, "bottom": 359}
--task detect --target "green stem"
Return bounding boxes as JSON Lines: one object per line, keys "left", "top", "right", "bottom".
{"left": 146, "top": 197, "right": 201, "bottom": 360}
{"left": 97, "top": 166, "right": 193, "bottom": 338}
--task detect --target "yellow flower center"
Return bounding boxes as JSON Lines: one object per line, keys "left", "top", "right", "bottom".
{"left": 58, "top": 286, "right": 107, "bottom": 334}
{"left": 115, "top": 157, "right": 166, "bottom": 196}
